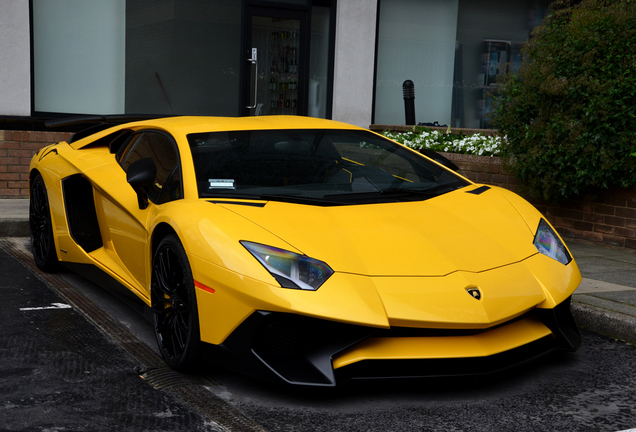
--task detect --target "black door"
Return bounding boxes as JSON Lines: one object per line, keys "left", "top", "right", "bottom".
{"left": 242, "top": 7, "right": 309, "bottom": 116}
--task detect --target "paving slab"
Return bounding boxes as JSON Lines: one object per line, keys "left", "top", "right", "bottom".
{"left": 568, "top": 241, "right": 636, "bottom": 289}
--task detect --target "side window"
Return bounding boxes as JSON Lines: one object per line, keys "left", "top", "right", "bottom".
{"left": 118, "top": 132, "right": 182, "bottom": 204}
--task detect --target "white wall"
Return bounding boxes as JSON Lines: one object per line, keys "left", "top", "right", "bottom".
{"left": 0, "top": 0, "right": 31, "bottom": 116}
{"left": 332, "top": 0, "right": 378, "bottom": 128}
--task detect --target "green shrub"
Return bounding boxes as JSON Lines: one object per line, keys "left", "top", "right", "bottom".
{"left": 491, "top": 0, "right": 636, "bottom": 202}
{"left": 382, "top": 127, "right": 501, "bottom": 156}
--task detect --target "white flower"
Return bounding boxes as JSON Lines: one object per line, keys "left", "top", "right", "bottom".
{"left": 381, "top": 130, "right": 500, "bottom": 156}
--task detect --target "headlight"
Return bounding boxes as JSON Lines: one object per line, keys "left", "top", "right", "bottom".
{"left": 533, "top": 219, "right": 572, "bottom": 265}
{"left": 241, "top": 241, "right": 334, "bottom": 290}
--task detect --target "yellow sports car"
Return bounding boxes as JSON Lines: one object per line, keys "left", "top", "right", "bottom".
{"left": 29, "top": 116, "right": 581, "bottom": 386}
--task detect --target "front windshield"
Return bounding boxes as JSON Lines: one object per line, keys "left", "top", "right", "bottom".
{"left": 187, "top": 129, "right": 469, "bottom": 205}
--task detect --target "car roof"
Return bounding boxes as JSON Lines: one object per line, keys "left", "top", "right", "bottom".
{"left": 69, "top": 116, "right": 366, "bottom": 150}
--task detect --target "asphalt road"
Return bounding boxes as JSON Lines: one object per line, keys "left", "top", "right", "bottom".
{"left": 2, "top": 237, "right": 636, "bottom": 432}
{"left": 0, "top": 244, "right": 222, "bottom": 432}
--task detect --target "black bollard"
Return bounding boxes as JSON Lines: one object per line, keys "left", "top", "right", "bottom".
{"left": 403, "top": 80, "right": 416, "bottom": 125}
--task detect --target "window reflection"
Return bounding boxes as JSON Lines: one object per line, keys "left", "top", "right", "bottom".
{"left": 375, "top": 0, "right": 550, "bottom": 129}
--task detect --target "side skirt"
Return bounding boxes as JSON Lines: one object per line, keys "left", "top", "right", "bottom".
{"left": 61, "top": 261, "right": 152, "bottom": 323}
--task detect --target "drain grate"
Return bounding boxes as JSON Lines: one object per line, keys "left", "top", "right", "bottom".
{"left": 141, "top": 366, "right": 213, "bottom": 390}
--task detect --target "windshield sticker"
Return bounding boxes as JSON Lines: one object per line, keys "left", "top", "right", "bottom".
{"left": 208, "top": 179, "right": 235, "bottom": 190}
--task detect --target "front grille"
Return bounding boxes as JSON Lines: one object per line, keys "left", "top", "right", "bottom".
{"left": 252, "top": 313, "right": 374, "bottom": 356}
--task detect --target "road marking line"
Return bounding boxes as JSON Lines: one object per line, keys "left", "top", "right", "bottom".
{"left": 20, "top": 303, "right": 72, "bottom": 311}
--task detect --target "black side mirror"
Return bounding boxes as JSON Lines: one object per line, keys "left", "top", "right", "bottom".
{"left": 419, "top": 148, "right": 460, "bottom": 172}
{"left": 127, "top": 157, "right": 156, "bottom": 209}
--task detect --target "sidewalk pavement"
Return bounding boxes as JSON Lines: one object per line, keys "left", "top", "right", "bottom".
{"left": 1, "top": 198, "right": 635, "bottom": 344}
{"left": 0, "top": 198, "right": 30, "bottom": 237}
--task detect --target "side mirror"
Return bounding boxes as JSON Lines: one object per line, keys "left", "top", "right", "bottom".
{"left": 127, "top": 157, "right": 156, "bottom": 209}
{"left": 419, "top": 148, "right": 460, "bottom": 171}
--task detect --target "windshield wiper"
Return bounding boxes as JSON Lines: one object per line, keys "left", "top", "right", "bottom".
{"left": 202, "top": 192, "right": 340, "bottom": 206}
{"left": 201, "top": 192, "right": 267, "bottom": 200}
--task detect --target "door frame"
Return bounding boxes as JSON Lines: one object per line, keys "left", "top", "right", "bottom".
{"left": 241, "top": 5, "right": 310, "bottom": 117}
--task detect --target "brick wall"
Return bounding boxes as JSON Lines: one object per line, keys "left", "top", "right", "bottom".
{"left": 534, "top": 189, "right": 636, "bottom": 250}
{"left": 443, "top": 153, "right": 520, "bottom": 191}
{"left": 0, "top": 130, "right": 72, "bottom": 198}
{"left": 444, "top": 152, "right": 636, "bottom": 251}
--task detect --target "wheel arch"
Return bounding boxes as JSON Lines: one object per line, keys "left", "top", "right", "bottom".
{"left": 151, "top": 222, "right": 179, "bottom": 258}
{"left": 29, "top": 168, "right": 43, "bottom": 191}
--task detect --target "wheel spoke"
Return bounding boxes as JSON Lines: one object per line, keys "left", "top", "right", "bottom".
{"left": 153, "top": 305, "right": 171, "bottom": 328}
{"left": 155, "top": 252, "right": 171, "bottom": 295}
{"left": 170, "top": 313, "right": 187, "bottom": 351}
{"left": 29, "top": 179, "right": 53, "bottom": 265}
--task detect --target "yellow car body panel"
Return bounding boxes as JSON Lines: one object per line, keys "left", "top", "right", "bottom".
{"left": 332, "top": 316, "right": 553, "bottom": 368}
{"left": 193, "top": 261, "right": 392, "bottom": 345}
{"left": 192, "top": 249, "right": 580, "bottom": 345}
{"left": 220, "top": 186, "right": 539, "bottom": 276}
{"left": 32, "top": 145, "right": 81, "bottom": 263}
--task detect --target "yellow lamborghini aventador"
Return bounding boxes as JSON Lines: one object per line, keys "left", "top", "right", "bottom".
{"left": 29, "top": 115, "right": 581, "bottom": 386}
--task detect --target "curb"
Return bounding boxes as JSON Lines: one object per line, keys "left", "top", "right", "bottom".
{"left": 571, "top": 301, "right": 636, "bottom": 345}
{"left": 0, "top": 219, "right": 29, "bottom": 237}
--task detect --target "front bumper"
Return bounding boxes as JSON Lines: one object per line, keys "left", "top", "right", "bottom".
{"left": 208, "top": 297, "right": 581, "bottom": 386}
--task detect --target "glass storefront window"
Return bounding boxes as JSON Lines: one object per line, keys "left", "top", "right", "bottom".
{"left": 33, "top": 0, "right": 126, "bottom": 114}
{"left": 454, "top": 0, "right": 550, "bottom": 129}
{"left": 308, "top": 6, "right": 331, "bottom": 119}
{"left": 375, "top": 0, "right": 459, "bottom": 127}
{"left": 32, "top": 1, "right": 332, "bottom": 118}
{"left": 126, "top": 0, "right": 242, "bottom": 116}
{"left": 33, "top": 0, "right": 243, "bottom": 116}
{"left": 374, "top": 0, "right": 550, "bottom": 129}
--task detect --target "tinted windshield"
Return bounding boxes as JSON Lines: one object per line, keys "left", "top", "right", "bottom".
{"left": 187, "top": 129, "right": 469, "bottom": 205}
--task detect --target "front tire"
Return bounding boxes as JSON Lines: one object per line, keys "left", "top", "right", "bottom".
{"left": 29, "top": 173, "right": 58, "bottom": 272}
{"left": 151, "top": 234, "right": 202, "bottom": 371}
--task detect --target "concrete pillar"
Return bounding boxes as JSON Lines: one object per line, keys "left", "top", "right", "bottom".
{"left": 332, "top": 0, "right": 378, "bottom": 128}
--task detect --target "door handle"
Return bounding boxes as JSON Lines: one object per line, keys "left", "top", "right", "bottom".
{"left": 246, "top": 58, "right": 258, "bottom": 109}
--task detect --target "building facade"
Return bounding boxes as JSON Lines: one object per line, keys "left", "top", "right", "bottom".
{"left": 1, "top": 0, "right": 550, "bottom": 130}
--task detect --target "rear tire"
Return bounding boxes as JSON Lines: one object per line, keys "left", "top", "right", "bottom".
{"left": 151, "top": 234, "right": 202, "bottom": 371}
{"left": 29, "top": 174, "right": 59, "bottom": 272}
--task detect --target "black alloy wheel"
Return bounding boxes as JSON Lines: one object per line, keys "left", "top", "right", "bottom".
{"left": 151, "top": 234, "right": 202, "bottom": 371}
{"left": 29, "top": 174, "right": 58, "bottom": 272}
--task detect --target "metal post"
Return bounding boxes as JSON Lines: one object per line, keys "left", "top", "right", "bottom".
{"left": 403, "top": 80, "right": 416, "bottom": 125}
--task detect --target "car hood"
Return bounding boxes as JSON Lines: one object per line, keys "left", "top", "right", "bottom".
{"left": 217, "top": 186, "right": 539, "bottom": 276}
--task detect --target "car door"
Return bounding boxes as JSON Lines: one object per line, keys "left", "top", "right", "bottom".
{"left": 102, "top": 130, "right": 183, "bottom": 296}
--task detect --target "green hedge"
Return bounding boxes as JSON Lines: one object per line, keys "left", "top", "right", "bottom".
{"left": 491, "top": 0, "right": 636, "bottom": 202}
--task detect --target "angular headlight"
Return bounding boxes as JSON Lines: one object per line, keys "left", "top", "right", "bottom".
{"left": 241, "top": 241, "right": 334, "bottom": 290}
{"left": 533, "top": 219, "right": 572, "bottom": 265}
